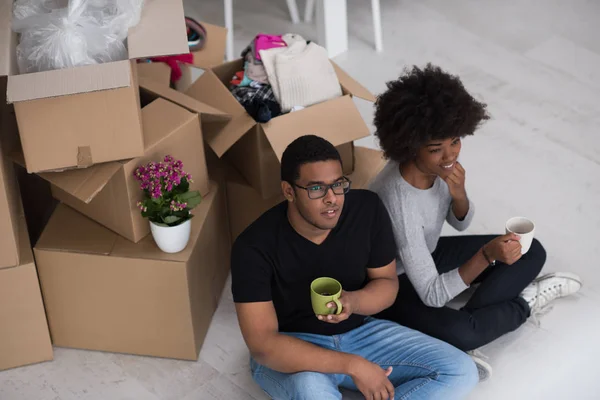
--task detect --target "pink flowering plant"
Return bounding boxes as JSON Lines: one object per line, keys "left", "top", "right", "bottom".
{"left": 133, "top": 155, "right": 202, "bottom": 227}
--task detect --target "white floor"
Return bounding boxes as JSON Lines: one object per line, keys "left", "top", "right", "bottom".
{"left": 2, "top": 0, "right": 600, "bottom": 399}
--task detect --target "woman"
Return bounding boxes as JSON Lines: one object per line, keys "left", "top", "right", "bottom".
{"left": 369, "top": 64, "right": 582, "bottom": 381}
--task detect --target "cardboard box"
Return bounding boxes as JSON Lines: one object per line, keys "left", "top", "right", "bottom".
{"left": 33, "top": 79, "right": 229, "bottom": 242}
{"left": 0, "top": 0, "right": 190, "bottom": 173}
{"left": 227, "top": 146, "right": 388, "bottom": 242}
{"left": 137, "top": 62, "right": 172, "bottom": 87}
{"left": 190, "top": 23, "right": 228, "bottom": 70}
{"left": 34, "top": 181, "right": 231, "bottom": 360}
{"left": 137, "top": 22, "right": 228, "bottom": 92}
{"left": 186, "top": 58, "right": 375, "bottom": 199}
{"left": 0, "top": 218, "right": 53, "bottom": 371}
{"left": 0, "top": 100, "right": 22, "bottom": 267}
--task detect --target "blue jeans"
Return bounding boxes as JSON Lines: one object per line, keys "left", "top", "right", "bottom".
{"left": 250, "top": 318, "right": 478, "bottom": 400}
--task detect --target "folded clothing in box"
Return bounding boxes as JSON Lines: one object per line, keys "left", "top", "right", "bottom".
{"left": 230, "top": 33, "right": 342, "bottom": 122}
{"left": 34, "top": 181, "right": 230, "bottom": 360}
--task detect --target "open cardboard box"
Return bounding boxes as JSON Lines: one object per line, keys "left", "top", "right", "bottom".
{"left": 136, "top": 21, "right": 228, "bottom": 91}
{"left": 0, "top": 217, "right": 53, "bottom": 371}
{"left": 226, "top": 146, "right": 388, "bottom": 242}
{"left": 27, "top": 78, "right": 229, "bottom": 243}
{"left": 34, "top": 180, "right": 231, "bottom": 361}
{"left": 186, "top": 58, "right": 375, "bottom": 199}
{"left": 0, "top": 0, "right": 190, "bottom": 173}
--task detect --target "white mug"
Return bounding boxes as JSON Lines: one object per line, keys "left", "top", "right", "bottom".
{"left": 505, "top": 217, "right": 535, "bottom": 254}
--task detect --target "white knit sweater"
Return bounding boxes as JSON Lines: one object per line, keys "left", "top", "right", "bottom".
{"left": 259, "top": 34, "right": 306, "bottom": 102}
{"left": 274, "top": 42, "right": 342, "bottom": 112}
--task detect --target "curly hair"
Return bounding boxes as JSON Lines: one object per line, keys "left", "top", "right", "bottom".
{"left": 281, "top": 135, "right": 341, "bottom": 184}
{"left": 373, "top": 63, "right": 490, "bottom": 164}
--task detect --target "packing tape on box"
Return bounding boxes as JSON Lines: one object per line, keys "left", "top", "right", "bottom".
{"left": 77, "top": 146, "right": 93, "bottom": 168}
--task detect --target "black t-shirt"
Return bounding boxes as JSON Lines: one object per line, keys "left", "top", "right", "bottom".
{"left": 231, "top": 189, "right": 397, "bottom": 336}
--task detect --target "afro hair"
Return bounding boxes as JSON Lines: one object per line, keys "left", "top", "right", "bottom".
{"left": 373, "top": 63, "right": 490, "bottom": 164}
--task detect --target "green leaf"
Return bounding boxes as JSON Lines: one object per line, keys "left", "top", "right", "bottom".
{"left": 179, "top": 191, "right": 202, "bottom": 209}
{"left": 150, "top": 220, "right": 169, "bottom": 227}
{"left": 163, "top": 215, "right": 182, "bottom": 224}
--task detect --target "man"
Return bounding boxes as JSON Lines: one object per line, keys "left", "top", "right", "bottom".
{"left": 231, "top": 135, "right": 478, "bottom": 399}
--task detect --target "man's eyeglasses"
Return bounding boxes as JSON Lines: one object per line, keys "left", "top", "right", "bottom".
{"left": 294, "top": 178, "right": 352, "bottom": 199}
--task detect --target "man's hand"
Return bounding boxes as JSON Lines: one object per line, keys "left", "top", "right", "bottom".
{"left": 485, "top": 233, "right": 522, "bottom": 265}
{"left": 444, "top": 162, "right": 467, "bottom": 200}
{"left": 317, "top": 290, "right": 358, "bottom": 324}
{"left": 348, "top": 356, "right": 395, "bottom": 400}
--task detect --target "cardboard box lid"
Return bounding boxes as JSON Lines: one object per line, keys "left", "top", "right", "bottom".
{"left": 262, "top": 96, "right": 371, "bottom": 161}
{"left": 127, "top": 0, "right": 188, "bottom": 60}
{"left": 5, "top": 0, "right": 189, "bottom": 102}
{"left": 331, "top": 62, "right": 377, "bottom": 103}
{"left": 36, "top": 181, "right": 219, "bottom": 262}
{"left": 139, "top": 77, "right": 230, "bottom": 123}
{"left": 137, "top": 62, "right": 172, "bottom": 87}
{"left": 32, "top": 86, "right": 227, "bottom": 204}
{"left": 192, "top": 59, "right": 375, "bottom": 158}
{"left": 38, "top": 162, "right": 124, "bottom": 204}
{"left": 191, "top": 22, "right": 227, "bottom": 70}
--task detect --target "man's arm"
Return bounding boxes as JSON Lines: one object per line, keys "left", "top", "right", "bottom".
{"left": 236, "top": 301, "right": 358, "bottom": 374}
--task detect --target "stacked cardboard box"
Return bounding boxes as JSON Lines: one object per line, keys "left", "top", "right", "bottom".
{"left": 0, "top": 0, "right": 388, "bottom": 368}
{"left": 0, "top": 0, "right": 236, "bottom": 366}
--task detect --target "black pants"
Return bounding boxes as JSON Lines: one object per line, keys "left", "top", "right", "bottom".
{"left": 376, "top": 235, "right": 546, "bottom": 351}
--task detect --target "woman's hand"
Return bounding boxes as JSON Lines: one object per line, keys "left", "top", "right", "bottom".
{"left": 485, "top": 233, "right": 522, "bottom": 265}
{"left": 444, "top": 162, "right": 467, "bottom": 201}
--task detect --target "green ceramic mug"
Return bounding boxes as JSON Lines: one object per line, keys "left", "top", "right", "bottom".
{"left": 310, "top": 277, "right": 343, "bottom": 315}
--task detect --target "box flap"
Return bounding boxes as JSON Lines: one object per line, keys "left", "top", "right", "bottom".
{"left": 331, "top": 62, "right": 376, "bottom": 102}
{"left": 36, "top": 204, "right": 117, "bottom": 255}
{"left": 0, "top": 0, "right": 16, "bottom": 77}
{"left": 139, "top": 77, "right": 230, "bottom": 122}
{"left": 261, "top": 95, "right": 371, "bottom": 161}
{"left": 38, "top": 162, "right": 123, "bottom": 204}
{"left": 191, "top": 23, "right": 227, "bottom": 69}
{"left": 127, "top": 0, "right": 189, "bottom": 59}
{"left": 185, "top": 69, "right": 255, "bottom": 157}
{"left": 17, "top": 216, "right": 33, "bottom": 267}
{"left": 138, "top": 97, "right": 197, "bottom": 151}
{"left": 7, "top": 61, "right": 132, "bottom": 103}
{"left": 137, "top": 62, "right": 171, "bottom": 87}
{"left": 348, "top": 146, "right": 387, "bottom": 189}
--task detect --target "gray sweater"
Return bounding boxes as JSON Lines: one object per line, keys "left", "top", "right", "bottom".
{"left": 369, "top": 161, "right": 475, "bottom": 308}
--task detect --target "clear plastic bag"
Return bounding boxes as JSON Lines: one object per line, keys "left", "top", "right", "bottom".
{"left": 13, "top": 0, "right": 144, "bottom": 74}
{"left": 12, "top": 0, "right": 64, "bottom": 21}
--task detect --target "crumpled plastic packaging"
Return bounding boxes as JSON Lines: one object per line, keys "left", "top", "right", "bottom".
{"left": 13, "top": 0, "right": 144, "bottom": 74}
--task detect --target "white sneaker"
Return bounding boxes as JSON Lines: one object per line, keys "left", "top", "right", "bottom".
{"left": 520, "top": 272, "right": 582, "bottom": 322}
{"left": 467, "top": 350, "right": 492, "bottom": 382}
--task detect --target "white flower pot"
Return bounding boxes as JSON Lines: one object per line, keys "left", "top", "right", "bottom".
{"left": 149, "top": 219, "right": 192, "bottom": 253}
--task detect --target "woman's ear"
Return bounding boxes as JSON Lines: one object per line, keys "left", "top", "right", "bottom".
{"left": 281, "top": 181, "right": 295, "bottom": 202}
